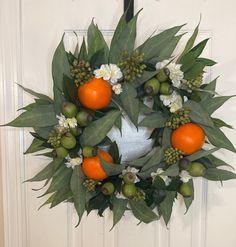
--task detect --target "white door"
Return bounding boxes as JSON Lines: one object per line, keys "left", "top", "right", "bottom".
{"left": 1, "top": 0, "right": 236, "bottom": 247}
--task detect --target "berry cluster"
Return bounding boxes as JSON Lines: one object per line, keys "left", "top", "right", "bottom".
{"left": 70, "top": 59, "right": 93, "bottom": 86}
{"left": 164, "top": 147, "right": 183, "bottom": 165}
{"left": 165, "top": 108, "right": 191, "bottom": 129}
{"left": 182, "top": 73, "right": 203, "bottom": 90}
{"left": 48, "top": 128, "right": 68, "bottom": 148}
{"left": 83, "top": 179, "right": 98, "bottom": 192}
{"left": 118, "top": 50, "right": 146, "bottom": 82}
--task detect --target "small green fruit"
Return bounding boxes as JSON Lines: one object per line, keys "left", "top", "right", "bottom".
{"left": 156, "top": 68, "right": 170, "bottom": 82}
{"left": 179, "top": 183, "right": 193, "bottom": 197}
{"left": 159, "top": 82, "right": 173, "bottom": 95}
{"left": 70, "top": 127, "right": 82, "bottom": 136}
{"left": 55, "top": 146, "right": 68, "bottom": 158}
{"left": 123, "top": 172, "right": 136, "bottom": 184}
{"left": 61, "top": 102, "right": 78, "bottom": 118}
{"left": 188, "top": 162, "right": 206, "bottom": 177}
{"left": 122, "top": 184, "right": 137, "bottom": 198}
{"left": 82, "top": 146, "right": 97, "bottom": 157}
{"left": 179, "top": 158, "right": 190, "bottom": 170}
{"left": 61, "top": 132, "right": 76, "bottom": 149}
{"left": 144, "top": 78, "right": 160, "bottom": 95}
{"left": 76, "top": 110, "right": 93, "bottom": 127}
{"left": 101, "top": 182, "right": 115, "bottom": 195}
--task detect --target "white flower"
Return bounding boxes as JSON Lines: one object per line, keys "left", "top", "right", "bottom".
{"left": 94, "top": 64, "right": 123, "bottom": 84}
{"left": 169, "top": 95, "right": 183, "bottom": 113}
{"left": 116, "top": 192, "right": 126, "bottom": 199}
{"left": 179, "top": 170, "right": 191, "bottom": 183}
{"left": 65, "top": 156, "right": 83, "bottom": 169}
{"left": 160, "top": 91, "right": 178, "bottom": 106}
{"left": 167, "top": 63, "right": 184, "bottom": 88}
{"left": 155, "top": 60, "right": 169, "bottom": 70}
{"left": 151, "top": 168, "right": 172, "bottom": 186}
{"left": 121, "top": 166, "right": 140, "bottom": 183}
{"left": 94, "top": 64, "right": 111, "bottom": 81}
{"left": 56, "top": 114, "right": 77, "bottom": 128}
{"left": 112, "top": 83, "right": 123, "bottom": 95}
{"left": 109, "top": 64, "right": 123, "bottom": 84}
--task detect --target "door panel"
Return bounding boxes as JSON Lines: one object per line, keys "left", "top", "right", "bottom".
{"left": 1, "top": 0, "right": 236, "bottom": 247}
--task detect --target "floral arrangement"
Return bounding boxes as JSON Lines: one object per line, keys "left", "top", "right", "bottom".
{"left": 2, "top": 10, "right": 236, "bottom": 228}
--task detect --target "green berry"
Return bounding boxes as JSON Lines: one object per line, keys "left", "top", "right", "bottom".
{"left": 156, "top": 68, "right": 170, "bottom": 82}
{"left": 61, "top": 102, "right": 78, "bottom": 118}
{"left": 61, "top": 132, "right": 76, "bottom": 149}
{"left": 101, "top": 182, "right": 115, "bottom": 195}
{"left": 179, "top": 182, "right": 193, "bottom": 197}
{"left": 144, "top": 78, "right": 160, "bottom": 95}
{"left": 123, "top": 172, "right": 136, "bottom": 184}
{"left": 70, "top": 127, "right": 82, "bottom": 136}
{"left": 122, "top": 184, "right": 137, "bottom": 199}
{"left": 179, "top": 158, "right": 190, "bottom": 170}
{"left": 188, "top": 162, "right": 206, "bottom": 177}
{"left": 55, "top": 146, "right": 68, "bottom": 158}
{"left": 82, "top": 146, "right": 97, "bottom": 157}
{"left": 160, "top": 82, "right": 173, "bottom": 95}
{"left": 76, "top": 110, "right": 92, "bottom": 127}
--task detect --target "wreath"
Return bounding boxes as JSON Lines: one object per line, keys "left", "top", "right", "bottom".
{"left": 2, "top": 10, "right": 236, "bottom": 228}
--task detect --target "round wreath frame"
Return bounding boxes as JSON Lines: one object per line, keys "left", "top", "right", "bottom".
{"left": 2, "top": 10, "right": 236, "bottom": 228}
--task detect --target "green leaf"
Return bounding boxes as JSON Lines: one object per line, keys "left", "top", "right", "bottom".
{"left": 34, "top": 126, "right": 52, "bottom": 139}
{"left": 109, "top": 10, "right": 140, "bottom": 63}
{"left": 178, "top": 22, "right": 200, "bottom": 62}
{"left": 4, "top": 104, "right": 57, "bottom": 127}
{"left": 139, "top": 25, "right": 185, "bottom": 63}
{"left": 26, "top": 158, "right": 63, "bottom": 182}
{"left": 200, "top": 78, "right": 218, "bottom": 101}
{"left": 129, "top": 200, "right": 158, "bottom": 223}
{"left": 70, "top": 166, "right": 86, "bottom": 224}
{"left": 17, "top": 84, "right": 53, "bottom": 102}
{"left": 120, "top": 83, "right": 139, "bottom": 126}
{"left": 24, "top": 138, "right": 45, "bottom": 154}
{"left": 63, "top": 75, "right": 77, "bottom": 103}
{"left": 132, "top": 71, "right": 158, "bottom": 88}
{"left": 186, "top": 148, "right": 219, "bottom": 162}
{"left": 162, "top": 128, "right": 172, "bottom": 149}
{"left": 196, "top": 58, "right": 216, "bottom": 66}
{"left": 212, "top": 118, "right": 233, "bottom": 129}
{"left": 184, "top": 61, "right": 206, "bottom": 80}
{"left": 111, "top": 197, "right": 128, "bottom": 229}
{"left": 189, "top": 38, "right": 209, "bottom": 58}
{"left": 139, "top": 112, "right": 167, "bottom": 128}
{"left": 78, "top": 37, "right": 88, "bottom": 61}
{"left": 100, "top": 159, "right": 124, "bottom": 177}
{"left": 159, "top": 191, "right": 176, "bottom": 225}
{"left": 201, "top": 96, "right": 234, "bottom": 115}
{"left": 141, "top": 147, "right": 164, "bottom": 171}
{"left": 109, "top": 141, "right": 120, "bottom": 163}
{"left": 183, "top": 179, "right": 194, "bottom": 213}
{"left": 184, "top": 100, "right": 214, "bottom": 127}
{"left": 204, "top": 168, "right": 236, "bottom": 181}
{"left": 80, "top": 110, "right": 120, "bottom": 146}
{"left": 206, "top": 154, "right": 234, "bottom": 168}
{"left": 52, "top": 35, "right": 70, "bottom": 114}
{"left": 129, "top": 150, "right": 153, "bottom": 168}
{"left": 162, "top": 163, "right": 179, "bottom": 177}
{"left": 203, "top": 126, "right": 236, "bottom": 153}
{"left": 50, "top": 187, "right": 72, "bottom": 208}
{"left": 87, "top": 20, "right": 109, "bottom": 63}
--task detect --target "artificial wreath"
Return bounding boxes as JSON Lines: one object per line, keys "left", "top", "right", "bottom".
{"left": 2, "top": 10, "right": 236, "bottom": 227}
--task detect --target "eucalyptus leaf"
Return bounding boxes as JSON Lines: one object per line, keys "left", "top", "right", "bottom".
{"left": 161, "top": 163, "right": 179, "bottom": 177}
{"left": 141, "top": 147, "right": 164, "bottom": 171}
{"left": 100, "top": 159, "right": 124, "bottom": 177}
{"left": 111, "top": 197, "right": 128, "bottom": 229}
{"left": 50, "top": 187, "right": 72, "bottom": 208}
{"left": 63, "top": 75, "right": 77, "bottom": 103}
{"left": 52, "top": 35, "right": 70, "bottom": 114}
{"left": 189, "top": 38, "right": 209, "bottom": 58}
{"left": 132, "top": 71, "right": 158, "bottom": 88}
{"left": 159, "top": 191, "right": 176, "bottom": 225}
{"left": 70, "top": 166, "right": 86, "bottom": 224}
{"left": 139, "top": 112, "right": 167, "bottom": 128}
{"left": 186, "top": 148, "right": 219, "bottom": 162}
{"left": 78, "top": 37, "right": 88, "bottom": 61}
{"left": 129, "top": 200, "right": 158, "bottom": 223}
{"left": 24, "top": 138, "right": 45, "bottom": 154}
{"left": 120, "top": 83, "right": 139, "bottom": 126}
{"left": 4, "top": 104, "right": 57, "bottom": 127}
{"left": 203, "top": 126, "right": 236, "bottom": 153}
{"left": 204, "top": 168, "right": 236, "bottom": 181}
{"left": 184, "top": 100, "right": 214, "bottom": 127}
{"left": 162, "top": 128, "right": 172, "bottom": 149}
{"left": 80, "top": 110, "right": 120, "bottom": 146}
{"left": 212, "top": 118, "right": 233, "bottom": 129}
{"left": 183, "top": 179, "right": 194, "bottom": 213}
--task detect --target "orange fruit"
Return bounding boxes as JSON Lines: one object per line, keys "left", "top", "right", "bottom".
{"left": 78, "top": 77, "right": 112, "bottom": 110}
{"left": 171, "top": 123, "right": 205, "bottom": 155}
{"left": 81, "top": 149, "right": 113, "bottom": 180}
